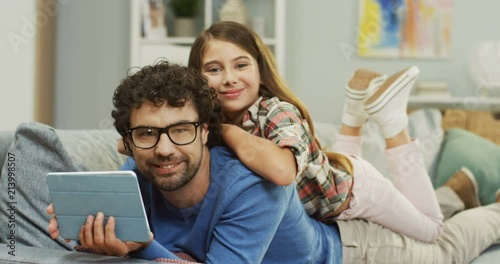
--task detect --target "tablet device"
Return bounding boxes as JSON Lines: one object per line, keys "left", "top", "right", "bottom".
{"left": 46, "top": 171, "right": 150, "bottom": 242}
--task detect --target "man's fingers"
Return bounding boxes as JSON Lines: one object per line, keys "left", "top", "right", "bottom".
{"left": 106, "top": 216, "right": 146, "bottom": 255}
{"left": 104, "top": 216, "right": 127, "bottom": 254}
{"left": 47, "top": 204, "right": 61, "bottom": 240}
{"left": 48, "top": 216, "right": 60, "bottom": 239}
{"left": 50, "top": 228, "right": 60, "bottom": 240}
{"left": 78, "top": 225, "right": 86, "bottom": 246}
{"left": 104, "top": 215, "right": 118, "bottom": 243}
{"left": 48, "top": 216, "right": 57, "bottom": 232}
{"left": 78, "top": 213, "right": 133, "bottom": 255}
{"left": 46, "top": 203, "right": 54, "bottom": 214}
{"left": 93, "top": 212, "right": 106, "bottom": 246}
{"left": 83, "top": 215, "right": 95, "bottom": 246}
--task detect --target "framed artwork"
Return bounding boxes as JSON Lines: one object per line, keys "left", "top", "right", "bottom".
{"left": 358, "top": 0, "right": 452, "bottom": 59}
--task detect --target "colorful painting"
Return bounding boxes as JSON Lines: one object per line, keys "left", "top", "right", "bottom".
{"left": 358, "top": 0, "right": 452, "bottom": 59}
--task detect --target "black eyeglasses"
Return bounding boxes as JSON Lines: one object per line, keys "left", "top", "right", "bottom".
{"left": 128, "top": 121, "right": 200, "bottom": 149}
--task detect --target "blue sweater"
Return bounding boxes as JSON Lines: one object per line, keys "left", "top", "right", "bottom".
{"left": 123, "top": 147, "right": 342, "bottom": 263}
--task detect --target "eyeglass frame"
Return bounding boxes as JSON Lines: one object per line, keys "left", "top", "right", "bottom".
{"left": 127, "top": 121, "right": 201, "bottom": 149}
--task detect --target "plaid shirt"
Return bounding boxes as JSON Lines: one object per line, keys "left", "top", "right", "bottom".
{"left": 240, "top": 96, "right": 353, "bottom": 218}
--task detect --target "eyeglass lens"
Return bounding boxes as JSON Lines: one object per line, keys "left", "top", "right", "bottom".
{"left": 131, "top": 123, "right": 197, "bottom": 148}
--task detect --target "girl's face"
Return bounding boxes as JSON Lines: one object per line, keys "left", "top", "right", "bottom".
{"left": 201, "top": 39, "right": 261, "bottom": 123}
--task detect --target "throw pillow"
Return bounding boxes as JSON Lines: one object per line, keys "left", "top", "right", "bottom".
{"left": 434, "top": 128, "right": 500, "bottom": 205}
{"left": 56, "top": 128, "right": 127, "bottom": 171}
{"left": 0, "top": 122, "right": 80, "bottom": 250}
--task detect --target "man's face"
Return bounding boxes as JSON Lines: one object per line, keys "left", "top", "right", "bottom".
{"left": 128, "top": 100, "right": 209, "bottom": 192}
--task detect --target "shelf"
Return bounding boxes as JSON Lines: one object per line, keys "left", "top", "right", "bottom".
{"left": 130, "top": 0, "right": 286, "bottom": 73}
{"left": 408, "top": 96, "right": 500, "bottom": 111}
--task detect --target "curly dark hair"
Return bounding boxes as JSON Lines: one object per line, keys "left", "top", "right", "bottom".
{"left": 111, "top": 60, "right": 223, "bottom": 149}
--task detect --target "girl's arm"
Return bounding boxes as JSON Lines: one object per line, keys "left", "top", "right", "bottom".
{"left": 222, "top": 124, "right": 296, "bottom": 186}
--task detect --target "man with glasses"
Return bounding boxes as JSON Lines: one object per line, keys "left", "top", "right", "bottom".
{"left": 47, "top": 61, "right": 500, "bottom": 263}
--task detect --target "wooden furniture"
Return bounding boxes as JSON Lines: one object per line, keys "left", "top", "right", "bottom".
{"left": 129, "top": 0, "right": 286, "bottom": 75}
{"left": 408, "top": 96, "right": 500, "bottom": 144}
{"left": 441, "top": 110, "right": 500, "bottom": 144}
{"left": 409, "top": 96, "right": 500, "bottom": 112}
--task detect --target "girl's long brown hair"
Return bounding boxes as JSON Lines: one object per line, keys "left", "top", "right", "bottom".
{"left": 188, "top": 21, "right": 352, "bottom": 174}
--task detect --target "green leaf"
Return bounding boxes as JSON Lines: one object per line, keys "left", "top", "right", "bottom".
{"left": 170, "top": 0, "right": 198, "bottom": 17}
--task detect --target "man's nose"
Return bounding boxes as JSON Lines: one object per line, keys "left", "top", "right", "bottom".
{"left": 155, "top": 133, "right": 176, "bottom": 156}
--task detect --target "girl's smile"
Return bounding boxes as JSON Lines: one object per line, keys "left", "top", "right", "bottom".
{"left": 218, "top": 88, "right": 244, "bottom": 99}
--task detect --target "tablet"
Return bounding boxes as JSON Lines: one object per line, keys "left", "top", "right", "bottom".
{"left": 46, "top": 171, "right": 150, "bottom": 242}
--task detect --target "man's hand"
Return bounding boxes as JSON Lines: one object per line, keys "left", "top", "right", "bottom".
{"left": 47, "top": 203, "right": 71, "bottom": 243}
{"left": 79, "top": 212, "right": 153, "bottom": 256}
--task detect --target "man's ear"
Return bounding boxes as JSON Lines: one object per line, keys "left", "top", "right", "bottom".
{"left": 119, "top": 138, "right": 134, "bottom": 157}
{"left": 125, "top": 138, "right": 134, "bottom": 151}
{"left": 201, "top": 123, "right": 209, "bottom": 145}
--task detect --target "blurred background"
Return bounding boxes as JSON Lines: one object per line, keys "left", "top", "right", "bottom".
{"left": 1, "top": 0, "right": 499, "bottom": 130}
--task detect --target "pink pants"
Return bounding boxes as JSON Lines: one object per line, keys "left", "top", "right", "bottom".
{"left": 333, "top": 134, "right": 444, "bottom": 242}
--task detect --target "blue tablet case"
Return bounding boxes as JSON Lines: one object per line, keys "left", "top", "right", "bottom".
{"left": 46, "top": 171, "right": 150, "bottom": 242}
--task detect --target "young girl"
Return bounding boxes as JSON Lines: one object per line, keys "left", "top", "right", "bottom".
{"left": 187, "top": 21, "right": 444, "bottom": 242}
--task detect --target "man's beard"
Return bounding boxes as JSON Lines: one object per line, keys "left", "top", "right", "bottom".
{"left": 143, "top": 143, "right": 204, "bottom": 192}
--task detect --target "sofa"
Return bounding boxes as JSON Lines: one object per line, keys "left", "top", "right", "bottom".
{"left": 0, "top": 108, "right": 499, "bottom": 263}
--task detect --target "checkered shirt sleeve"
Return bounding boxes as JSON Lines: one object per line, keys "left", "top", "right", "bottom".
{"left": 243, "top": 97, "right": 353, "bottom": 218}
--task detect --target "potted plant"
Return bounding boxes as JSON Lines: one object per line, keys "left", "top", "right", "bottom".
{"left": 170, "top": 0, "right": 199, "bottom": 37}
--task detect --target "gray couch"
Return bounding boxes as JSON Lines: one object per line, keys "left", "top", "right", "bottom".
{"left": 0, "top": 123, "right": 159, "bottom": 263}
{"left": 0, "top": 109, "right": 499, "bottom": 263}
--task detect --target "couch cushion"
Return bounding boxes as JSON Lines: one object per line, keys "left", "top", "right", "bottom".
{"left": 56, "top": 128, "right": 127, "bottom": 172}
{"left": 0, "top": 122, "right": 126, "bottom": 250}
{"left": 434, "top": 128, "right": 500, "bottom": 205}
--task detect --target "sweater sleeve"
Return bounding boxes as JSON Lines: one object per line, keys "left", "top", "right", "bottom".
{"left": 205, "top": 176, "right": 293, "bottom": 263}
{"left": 131, "top": 240, "right": 180, "bottom": 260}
{"left": 120, "top": 157, "right": 137, "bottom": 170}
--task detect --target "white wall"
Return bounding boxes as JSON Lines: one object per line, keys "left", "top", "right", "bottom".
{"left": 285, "top": 0, "right": 500, "bottom": 123}
{"left": 0, "top": 1, "right": 36, "bottom": 130}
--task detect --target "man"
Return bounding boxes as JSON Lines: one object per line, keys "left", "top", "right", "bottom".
{"left": 48, "top": 61, "right": 500, "bottom": 263}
